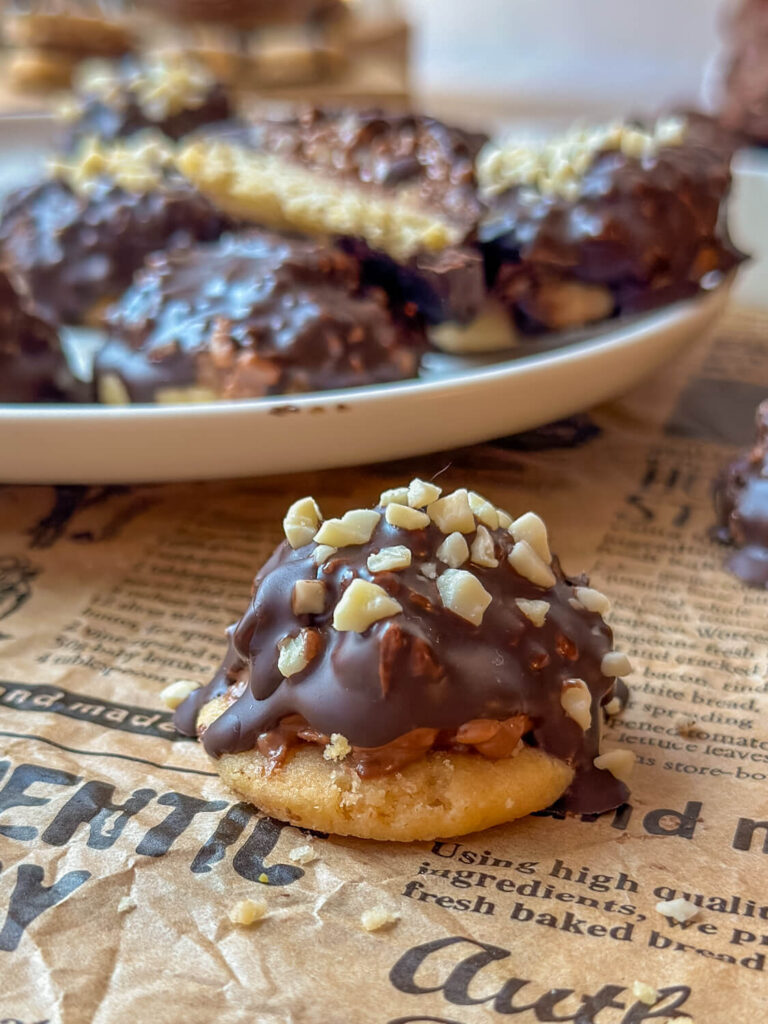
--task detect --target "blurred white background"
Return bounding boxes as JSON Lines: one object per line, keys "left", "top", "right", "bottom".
{"left": 402, "top": 0, "right": 727, "bottom": 120}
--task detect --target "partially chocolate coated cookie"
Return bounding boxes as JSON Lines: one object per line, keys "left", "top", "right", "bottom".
{"left": 95, "top": 230, "right": 426, "bottom": 403}
{"left": 0, "top": 268, "right": 76, "bottom": 403}
{"left": 0, "top": 136, "right": 228, "bottom": 326}
{"left": 60, "top": 54, "right": 232, "bottom": 150}
{"left": 172, "top": 481, "right": 634, "bottom": 840}
{"left": 478, "top": 115, "right": 744, "bottom": 334}
{"left": 714, "top": 399, "right": 768, "bottom": 586}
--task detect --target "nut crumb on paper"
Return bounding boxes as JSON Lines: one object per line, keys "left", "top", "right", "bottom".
{"left": 229, "top": 899, "right": 267, "bottom": 926}
{"left": 289, "top": 844, "right": 317, "bottom": 865}
{"left": 117, "top": 896, "right": 137, "bottom": 914}
{"left": 360, "top": 906, "right": 399, "bottom": 932}
{"left": 631, "top": 981, "right": 658, "bottom": 1005}
{"left": 655, "top": 897, "right": 699, "bottom": 923}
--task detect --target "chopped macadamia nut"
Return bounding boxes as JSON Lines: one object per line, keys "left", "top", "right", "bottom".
{"left": 379, "top": 487, "right": 409, "bottom": 506}
{"left": 631, "top": 981, "right": 658, "bottom": 1006}
{"left": 420, "top": 561, "right": 437, "bottom": 579}
{"left": 313, "top": 544, "right": 337, "bottom": 565}
{"left": 333, "top": 579, "right": 402, "bottom": 632}
{"left": 288, "top": 844, "right": 317, "bottom": 865}
{"left": 574, "top": 586, "right": 611, "bottom": 616}
{"left": 470, "top": 525, "right": 499, "bottom": 568}
{"left": 407, "top": 477, "right": 442, "bottom": 508}
{"left": 284, "top": 496, "right": 323, "bottom": 548}
{"left": 360, "top": 906, "right": 400, "bottom": 932}
{"left": 604, "top": 697, "right": 622, "bottom": 716}
{"left": 428, "top": 489, "right": 476, "bottom": 534}
{"left": 314, "top": 509, "right": 380, "bottom": 547}
{"left": 367, "top": 545, "right": 412, "bottom": 573}
{"left": 277, "top": 629, "right": 318, "bottom": 678}
{"left": 436, "top": 532, "right": 470, "bottom": 568}
{"left": 508, "top": 540, "right": 556, "bottom": 588}
{"left": 292, "top": 579, "right": 326, "bottom": 615}
{"left": 117, "top": 896, "right": 137, "bottom": 914}
{"left": 560, "top": 679, "right": 592, "bottom": 731}
{"left": 385, "top": 503, "right": 430, "bottom": 530}
{"left": 228, "top": 899, "right": 267, "bottom": 926}
{"left": 497, "top": 509, "right": 513, "bottom": 529}
{"left": 468, "top": 491, "right": 500, "bottom": 530}
{"left": 160, "top": 679, "right": 200, "bottom": 709}
{"left": 515, "top": 598, "right": 549, "bottom": 627}
{"left": 601, "top": 651, "right": 633, "bottom": 677}
{"left": 436, "top": 569, "right": 492, "bottom": 626}
{"left": 594, "top": 749, "right": 635, "bottom": 783}
{"left": 509, "top": 512, "right": 551, "bottom": 564}
{"left": 655, "top": 898, "right": 699, "bottom": 923}
{"left": 323, "top": 733, "right": 351, "bottom": 761}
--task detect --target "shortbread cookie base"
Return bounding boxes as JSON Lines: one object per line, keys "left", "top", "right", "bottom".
{"left": 214, "top": 742, "right": 574, "bottom": 842}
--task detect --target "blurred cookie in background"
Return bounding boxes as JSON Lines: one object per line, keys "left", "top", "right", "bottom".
{"left": 0, "top": 134, "right": 229, "bottom": 325}
{"left": 0, "top": 266, "right": 77, "bottom": 402}
{"left": 719, "top": 0, "right": 768, "bottom": 145}
{"left": 59, "top": 53, "right": 233, "bottom": 150}
{"left": 94, "top": 229, "right": 426, "bottom": 403}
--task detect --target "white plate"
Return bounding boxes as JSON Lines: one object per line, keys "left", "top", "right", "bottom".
{"left": 2, "top": 285, "right": 731, "bottom": 483}
{"left": 0, "top": 114, "right": 736, "bottom": 483}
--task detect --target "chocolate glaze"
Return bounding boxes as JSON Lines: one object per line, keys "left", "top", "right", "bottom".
{"left": 714, "top": 399, "right": 768, "bottom": 586}
{"left": 0, "top": 267, "right": 76, "bottom": 402}
{"left": 481, "top": 121, "right": 745, "bottom": 331}
{"left": 0, "top": 176, "right": 229, "bottom": 325}
{"left": 237, "top": 108, "right": 487, "bottom": 241}
{"left": 175, "top": 505, "right": 629, "bottom": 815}
{"left": 720, "top": 0, "right": 768, "bottom": 145}
{"left": 96, "top": 230, "right": 426, "bottom": 401}
{"left": 63, "top": 77, "right": 232, "bottom": 151}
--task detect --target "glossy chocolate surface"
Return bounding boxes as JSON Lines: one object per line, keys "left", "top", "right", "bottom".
{"left": 97, "top": 230, "right": 426, "bottom": 400}
{"left": 480, "top": 122, "right": 744, "bottom": 329}
{"left": 0, "top": 176, "right": 228, "bottom": 325}
{"left": 240, "top": 107, "right": 487, "bottom": 239}
{"left": 714, "top": 399, "right": 768, "bottom": 586}
{"left": 176, "top": 503, "right": 629, "bottom": 814}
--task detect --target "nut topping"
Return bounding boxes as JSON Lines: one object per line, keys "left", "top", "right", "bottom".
{"left": 509, "top": 512, "right": 551, "bottom": 564}
{"left": 385, "top": 503, "right": 431, "bottom": 530}
{"left": 292, "top": 579, "right": 326, "bottom": 616}
{"left": 367, "top": 546, "right": 412, "bottom": 573}
{"left": 277, "top": 629, "right": 320, "bottom": 677}
{"left": 470, "top": 525, "right": 499, "bottom": 568}
{"left": 600, "top": 651, "right": 633, "bottom": 677}
{"left": 574, "top": 586, "right": 611, "bottom": 616}
{"left": 508, "top": 540, "right": 556, "bottom": 588}
{"left": 284, "top": 496, "right": 323, "bottom": 549}
{"left": 407, "top": 477, "right": 442, "bottom": 508}
{"left": 515, "top": 598, "right": 549, "bottom": 627}
{"left": 560, "top": 679, "right": 592, "bottom": 731}
{"left": 333, "top": 578, "right": 403, "bottom": 632}
{"left": 436, "top": 568, "right": 492, "bottom": 626}
{"left": 468, "top": 491, "right": 500, "bottom": 529}
{"left": 314, "top": 508, "right": 380, "bottom": 547}
{"left": 427, "top": 488, "right": 476, "bottom": 534}
{"left": 593, "top": 748, "right": 635, "bottom": 782}
{"left": 436, "top": 531, "right": 470, "bottom": 568}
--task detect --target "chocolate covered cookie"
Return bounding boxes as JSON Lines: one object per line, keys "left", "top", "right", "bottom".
{"left": 60, "top": 54, "right": 232, "bottom": 150}
{"left": 95, "top": 230, "right": 425, "bottom": 403}
{"left": 714, "top": 399, "right": 768, "bottom": 586}
{"left": 176, "top": 108, "right": 488, "bottom": 329}
{"left": 0, "top": 268, "right": 75, "bottom": 403}
{"left": 172, "top": 482, "right": 634, "bottom": 840}
{"left": 0, "top": 135, "right": 228, "bottom": 326}
{"left": 478, "top": 115, "right": 744, "bottom": 335}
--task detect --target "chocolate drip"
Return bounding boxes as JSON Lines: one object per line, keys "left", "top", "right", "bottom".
{"left": 714, "top": 399, "right": 768, "bottom": 586}
{"left": 176, "top": 511, "right": 628, "bottom": 814}
{"left": 96, "top": 230, "right": 425, "bottom": 401}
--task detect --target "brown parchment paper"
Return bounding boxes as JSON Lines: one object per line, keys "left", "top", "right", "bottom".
{"left": 1, "top": 307, "right": 768, "bottom": 1024}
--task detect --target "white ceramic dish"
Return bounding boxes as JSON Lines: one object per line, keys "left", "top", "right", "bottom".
{"left": 0, "top": 113, "right": 736, "bottom": 483}
{"left": 2, "top": 285, "right": 731, "bottom": 483}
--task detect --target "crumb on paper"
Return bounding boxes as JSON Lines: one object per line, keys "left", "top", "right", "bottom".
{"left": 631, "top": 981, "right": 658, "bottom": 1005}
{"left": 288, "top": 844, "right": 317, "bottom": 865}
{"left": 258, "top": 872, "right": 269, "bottom": 884}
{"left": 324, "top": 733, "right": 352, "bottom": 762}
{"left": 228, "top": 899, "right": 267, "bottom": 926}
{"left": 655, "top": 897, "right": 699, "bottom": 923}
{"left": 673, "top": 715, "right": 698, "bottom": 736}
{"left": 360, "top": 906, "right": 400, "bottom": 932}
{"left": 117, "top": 896, "right": 137, "bottom": 915}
